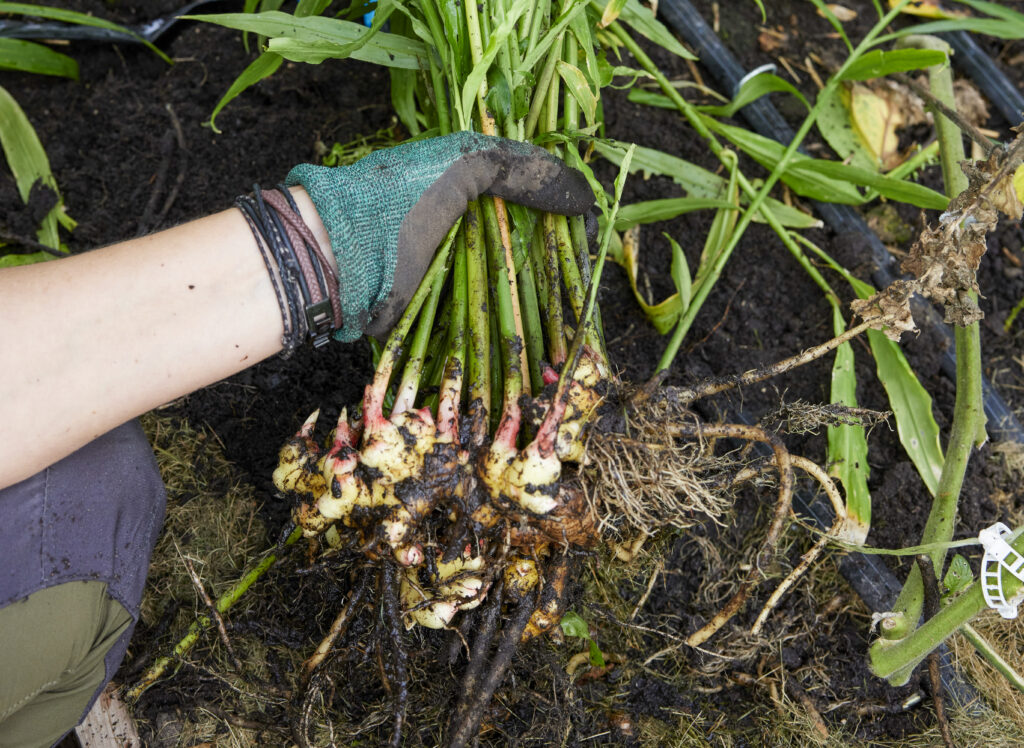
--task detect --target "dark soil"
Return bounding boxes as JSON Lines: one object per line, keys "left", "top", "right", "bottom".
{"left": 3, "top": 0, "right": 1023, "bottom": 745}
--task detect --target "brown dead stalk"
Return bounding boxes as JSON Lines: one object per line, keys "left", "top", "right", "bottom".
{"left": 671, "top": 320, "right": 874, "bottom": 405}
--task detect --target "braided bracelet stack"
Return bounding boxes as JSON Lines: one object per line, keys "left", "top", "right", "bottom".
{"left": 236, "top": 185, "right": 342, "bottom": 357}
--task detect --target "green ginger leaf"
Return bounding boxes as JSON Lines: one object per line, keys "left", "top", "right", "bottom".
{"left": 0, "top": 38, "right": 77, "bottom": 79}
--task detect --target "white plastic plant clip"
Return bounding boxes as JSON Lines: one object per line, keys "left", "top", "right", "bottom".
{"left": 978, "top": 522, "right": 1024, "bottom": 619}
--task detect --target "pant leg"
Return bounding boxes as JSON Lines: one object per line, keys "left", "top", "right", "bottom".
{"left": 0, "top": 581, "right": 132, "bottom": 748}
{"left": 0, "top": 419, "right": 166, "bottom": 746}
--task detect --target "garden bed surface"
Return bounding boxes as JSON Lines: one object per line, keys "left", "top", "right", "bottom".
{"left": 2, "top": 0, "right": 1023, "bottom": 744}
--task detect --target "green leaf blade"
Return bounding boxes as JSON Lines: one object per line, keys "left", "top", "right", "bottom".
{"left": 556, "top": 60, "right": 598, "bottom": 125}
{"left": 189, "top": 11, "right": 428, "bottom": 69}
{"left": 828, "top": 309, "right": 871, "bottom": 539}
{"left": 0, "top": 84, "right": 69, "bottom": 252}
{"left": 206, "top": 51, "right": 283, "bottom": 134}
{"left": 459, "top": 0, "right": 530, "bottom": 125}
{"left": 839, "top": 48, "right": 948, "bottom": 81}
{"left": 590, "top": 0, "right": 696, "bottom": 60}
{"left": 0, "top": 38, "right": 77, "bottom": 79}
{"left": 705, "top": 72, "right": 810, "bottom": 118}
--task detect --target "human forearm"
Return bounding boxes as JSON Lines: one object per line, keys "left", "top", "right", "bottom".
{"left": 0, "top": 187, "right": 330, "bottom": 489}
{"left": 0, "top": 132, "right": 594, "bottom": 490}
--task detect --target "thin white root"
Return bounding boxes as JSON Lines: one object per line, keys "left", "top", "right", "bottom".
{"left": 748, "top": 454, "right": 847, "bottom": 635}
{"left": 750, "top": 520, "right": 837, "bottom": 636}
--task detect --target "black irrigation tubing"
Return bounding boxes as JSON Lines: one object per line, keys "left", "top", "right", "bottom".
{"left": 0, "top": 0, "right": 229, "bottom": 44}
{"left": 660, "top": 0, "right": 1024, "bottom": 447}
{"left": 941, "top": 30, "right": 1024, "bottom": 127}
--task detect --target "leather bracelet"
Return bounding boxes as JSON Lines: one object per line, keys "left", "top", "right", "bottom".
{"left": 235, "top": 185, "right": 341, "bottom": 356}
{"left": 236, "top": 193, "right": 302, "bottom": 356}
{"left": 263, "top": 186, "right": 342, "bottom": 344}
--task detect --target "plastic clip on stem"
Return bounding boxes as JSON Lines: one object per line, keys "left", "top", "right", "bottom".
{"left": 979, "top": 523, "right": 1024, "bottom": 620}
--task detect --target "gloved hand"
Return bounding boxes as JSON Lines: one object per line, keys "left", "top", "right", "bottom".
{"left": 286, "top": 131, "right": 593, "bottom": 341}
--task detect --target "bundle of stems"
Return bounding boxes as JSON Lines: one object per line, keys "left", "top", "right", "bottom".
{"left": 379, "top": 0, "right": 611, "bottom": 431}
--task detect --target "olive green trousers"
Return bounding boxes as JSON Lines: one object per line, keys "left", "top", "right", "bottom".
{"left": 0, "top": 581, "right": 131, "bottom": 748}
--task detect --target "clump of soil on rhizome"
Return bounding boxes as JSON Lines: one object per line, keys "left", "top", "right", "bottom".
{"left": 4, "top": 1, "right": 1024, "bottom": 745}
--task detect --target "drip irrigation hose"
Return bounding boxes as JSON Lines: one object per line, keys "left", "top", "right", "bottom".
{"left": 940, "top": 31, "right": 1024, "bottom": 128}
{"left": 0, "top": 0, "right": 229, "bottom": 44}
{"left": 658, "top": 0, "right": 1024, "bottom": 445}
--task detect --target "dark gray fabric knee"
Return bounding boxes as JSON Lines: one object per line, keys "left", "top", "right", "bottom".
{"left": 0, "top": 419, "right": 166, "bottom": 733}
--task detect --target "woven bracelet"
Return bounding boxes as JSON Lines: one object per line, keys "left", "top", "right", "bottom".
{"left": 235, "top": 185, "right": 341, "bottom": 356}
{"left": 263, "top": 186, "right": 342, "bottom": 346}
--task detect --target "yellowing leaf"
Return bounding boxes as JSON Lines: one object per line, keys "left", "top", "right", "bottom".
{"left": 888, "top": 0, "right": 969, "bottom": 19}
{"left": 614, "top": 226, "right": 685, "bottom": 334}
{"left": 598, "top": 0, "right": 628, "bottom": 29}
{"left": 992, "top": 162, "right": 1024, "bottom": 220}
{"left": 845, "top": 82, "right": 911, "bottom": 171}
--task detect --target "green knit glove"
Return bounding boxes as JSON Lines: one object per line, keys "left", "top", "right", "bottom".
{"left": 286, "top": 131, "right": 592, "bottom": 342}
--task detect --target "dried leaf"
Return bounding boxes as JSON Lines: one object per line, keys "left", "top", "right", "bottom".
{"left": 851, "top": 280, "right": 918, "bottom": 341}
{"left": 896, "top": 138, "right": 1024, "bottom": 326}
{"left": 845, "top": 81, "right": 924, "bottom": 170}
{"left": 758, "top": 31, "right": 784, "bottom": 54}
{"left": 991, "top": 163, "right": 1024, "bottom": 220}
{"left": 953, "top": 79, "right": 990, "bottom": 129}
{"left": 821, "top": 4, "right": 857, "bottom": 22}
{"left": 957, "top": 139, "right": 1024, "bottom": 223}
{"left": 902, "top": 221, "right": 985, "bottom": 326}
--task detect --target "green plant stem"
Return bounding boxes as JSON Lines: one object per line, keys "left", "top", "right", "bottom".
{"left": 463, "top": 0, "right": 499, "bottom": 143}
{"left": 488, "top": 310, "right": 503, "bottom": 432}
{"left": 899, "top": 36, "right": 969, "bottom": 201}
{"left": 552, "top": 146, "right": 631, "bottom": 403}
{"left": 554, "top": 215, "right": 596, "bottom": 344}
{"left": 126, "top": 525, "right": 303, "bottom": 702}
{"left": 394, "top": 263, "right": 446, "bottom": 412}
{"left": 553, "top": 48, "right": 605, "bottom": 360}
{"left": 609, "top": 8, "right": 903, "bottom": 372}
{"left": 481, "top": 195, "right": 524, "bottom": 410}
{"left": 563, "top": 30, "right": 579, "bottom": 131}
{"left": 568, "top": 213, "right": 608, "bottom": 364}
{"left": 541, "top": 214, "right": 567, "bottom": 365}
{"left": 440, "top": 232, "right": 468, "bottom": 403}
{"left": 418, "top": 1, "right": 453, "bottom": 134}
{"left": 892, "top": 35, "right": 987, "bottom": 641}
{"left": 869, "top": 530, "right": 1024, "bottom": 683}
{"left": 373, "top": 223, "right": 459, "bottom": 405}
{"left": 1006, "top": 294, "right": 1024, "bottom": 332}
{"left": 465, "top": 201, "right": 491, "bottom": 430}
{"left": 961, "top": 623, "right": 1024, "bottom": 694}
{"left": 525, "top": 37, "right": 563, "bottom": 139}
{"left": 517, "top": 249, "right": 546, "bottom": 394}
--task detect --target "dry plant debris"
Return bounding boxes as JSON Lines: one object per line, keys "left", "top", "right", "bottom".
{"left": 855, "top": 128, "right": 1024, "bottom": 332}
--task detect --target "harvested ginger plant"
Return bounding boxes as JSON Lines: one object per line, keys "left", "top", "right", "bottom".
{"left": 215, "top": 1, "right": 781, "bottom": 744}
{"left": 216, "top": 1, "right": 707, "bottom": 743}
